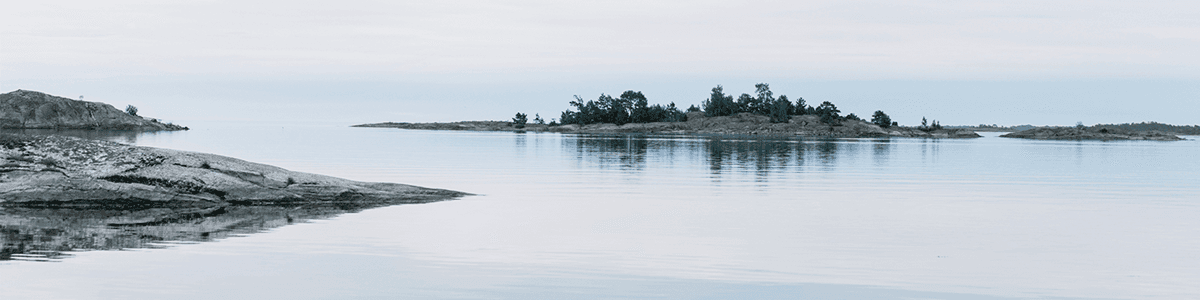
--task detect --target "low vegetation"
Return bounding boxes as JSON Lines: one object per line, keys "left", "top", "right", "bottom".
{"left": 1094, "top": 122, "right": 1200, "bottom": 135}
{"left": 521, "top": 83, "right": 921, "bottom": 130}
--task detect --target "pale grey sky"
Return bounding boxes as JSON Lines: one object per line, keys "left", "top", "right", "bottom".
{"left": 3, "top": 0, "right": 1198, "bottom": 125}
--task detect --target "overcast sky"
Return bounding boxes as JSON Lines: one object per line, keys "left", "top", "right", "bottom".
{"left": 2, "top": 0, "right": 1197, "bottom": 125}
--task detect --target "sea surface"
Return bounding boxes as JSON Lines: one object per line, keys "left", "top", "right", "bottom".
{"left": 2, "top": 121, "right": 1198, "bottom": 299}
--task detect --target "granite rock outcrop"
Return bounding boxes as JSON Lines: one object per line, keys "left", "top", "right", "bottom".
{"left": 0, "top": 134, "right": 467, "bottom": 208}
{"left": 0, "top": 90, "right": 186, "bottom": 130}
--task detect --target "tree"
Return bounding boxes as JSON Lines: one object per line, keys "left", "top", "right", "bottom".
{"left": 625, "top": 90, "right": 652, "bottom": 123}
{"left": 815, "top": 101, "right": 840, "bottom": 124}
{"left": 793, "top": 97, "right": 808, "bottom": 115}
{"left": 512, "top": 112, "right": 528, "bottom": 129}
{"left": 703, "top": 85, "right": 736, "bottom": 117}
{"left": 919, "top": 117, "right": 943, "bottom": 131}
{"left": 845, "top": 113, "right": 861, "bottom": 121}
{"left": 125, "top": 105, "right": 138, "bottom": 116}
{"left": 870, "top": 110, "right": 892, "bottom": 128}
{"left": 560, "top": 110, "right": 577, "bottom": 125}
{"left": 736, "top": 93, "right": 756, "bottom": 114}
{"left": 596, "top": 94, "right": 630, "bottom": 125}
{"left": 768, "top": 96, "right": 791, "bottom": 123}
{"left": 751, "top": 83, "right": 774, "bottom": 115}
{"left": 563, "top": 90, "right": 687, "bottom": 125}
{"left": 533, "top": 114, "right": 545, "bottom": 125}
{"left": 777, "top": 95, "right": 795, "bottom": 116}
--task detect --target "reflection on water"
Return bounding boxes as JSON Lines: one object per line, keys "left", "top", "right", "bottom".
{"left": 5, "top": 124, "right": 1199, "bottom": 299}
{"left": 0, "top": 128, "right": 162, "bottom": 144}
{"left": 0, "top": 201, "right": 438, "bottom": 262}
{"left": 568, "top": 134, "right": 652, "bottom": 171}
{"left": 568, "top": 134, "right": 890, "bottom": 177}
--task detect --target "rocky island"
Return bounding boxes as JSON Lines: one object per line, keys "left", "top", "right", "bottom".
{"left": 355, "top": 112, "right": 982, "bottom": 138}
{"left": 1, "top": 89, "right": 187, "bottom": 130}
{"left": 1000, "top": 126, "right": 1184, "bottom": 141}
{"left": 358, "top": 84, "right": 981, "bottom": 139}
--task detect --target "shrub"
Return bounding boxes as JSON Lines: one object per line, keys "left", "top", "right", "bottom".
{"left": 125, "top": 105, "right": 138, "bottom": 116}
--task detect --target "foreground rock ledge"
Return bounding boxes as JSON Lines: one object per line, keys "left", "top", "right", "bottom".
{"left": 1000, "top": 127, "right": 1183, "bottom": 141}
{"left": 0, "top": 133, "right": 468, "bottom": 209}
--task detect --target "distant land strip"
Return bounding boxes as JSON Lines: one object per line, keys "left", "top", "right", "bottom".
{"left": 951, "top": 122, "right": 1200, "bottom": 135}
{"left": 354, "top": 112, "right": 982, "bottom": 139}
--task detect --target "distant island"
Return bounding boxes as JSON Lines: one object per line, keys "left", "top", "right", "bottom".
{"left": 0, "top": 90, "right": 187, "bottom": 131}
{"left": 952, "top": 122, "right": 1200, "bottom": 135}
{"left": 1000, "top": 125, "right": 1184, "bottom": 141}
{"left": 355, "top": 84, "right": 981, "bottom": 139}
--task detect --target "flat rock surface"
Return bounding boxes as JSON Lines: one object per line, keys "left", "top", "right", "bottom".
{"left": 0, "top": 90, "right": 187, "bottom": 130}
{"left": 0, "top": 133, "right": 468, "bottom": 208}
{"left": 1000, "top": 127, "right": 1183, "bottom": 141}
{"left": 355, "top": 113, "right": 982, "bottom": 139}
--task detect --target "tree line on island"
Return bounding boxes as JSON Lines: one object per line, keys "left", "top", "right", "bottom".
{"left": 512, "top": 83, "right": 946, "bottom": 131}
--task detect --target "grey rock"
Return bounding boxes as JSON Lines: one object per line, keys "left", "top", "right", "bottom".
{"left": 0, "top": 89, "right": 187, "bottom": 130}
{"left": 0, "top": 133, "right": 468, "bottom": 208}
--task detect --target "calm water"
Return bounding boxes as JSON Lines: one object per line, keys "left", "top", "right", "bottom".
{"left": 2, "top": 121, "right": 1198, "bottom": 299}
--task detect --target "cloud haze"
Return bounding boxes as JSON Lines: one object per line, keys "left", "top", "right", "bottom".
{"left": 3, "top": 0, "right": 1198, "bottom": 124}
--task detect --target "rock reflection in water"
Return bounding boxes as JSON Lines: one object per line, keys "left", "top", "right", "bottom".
{"left": 0, "top": 129, "right": 148, "bottom": 144}
{"left": 568, "top": 134, "right": 890, "bottom": 177}
{"left": 0, "top": 201, "right": 434, "bottom": 262}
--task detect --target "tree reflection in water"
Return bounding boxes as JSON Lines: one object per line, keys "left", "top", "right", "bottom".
{"left": 567, "top": 134, "right": 892, "bottom": 179}
{"left": 568, "top": 134, "right": 653, "bottom": 171}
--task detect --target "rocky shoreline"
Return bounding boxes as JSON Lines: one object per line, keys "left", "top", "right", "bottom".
{"left": 355, "top": 112, "right": 982, "bottom": 139}
{"left": 1, "top": 90, "right": 187, "bottom": 131}
{"left": 0, "top": 133, "right": 468, "bottom": 209}
{"left": 1000, "top": 127, "right": 1184, "bottom": 141}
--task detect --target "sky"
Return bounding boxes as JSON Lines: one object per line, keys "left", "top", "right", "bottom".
{"left": 2, "top": 0, "right": 1197, "bottom": 125}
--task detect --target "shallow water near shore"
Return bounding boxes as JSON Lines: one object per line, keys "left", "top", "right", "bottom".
{"left": 2, "top": 121, "right": 1198, "bottom": 299}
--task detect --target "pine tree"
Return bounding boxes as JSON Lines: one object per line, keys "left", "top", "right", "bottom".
{"left": 512, "top": 112, "right": 528, "bottom": 129}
